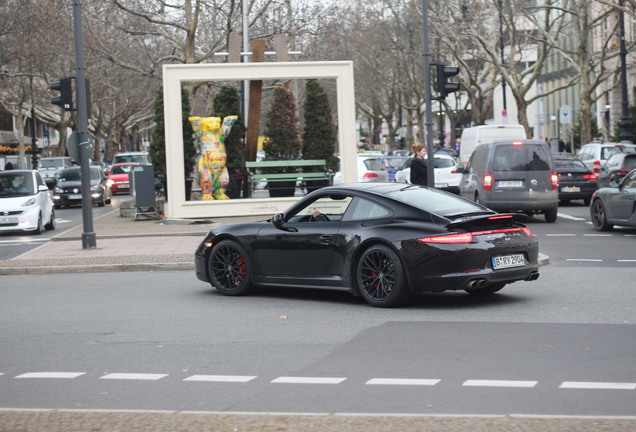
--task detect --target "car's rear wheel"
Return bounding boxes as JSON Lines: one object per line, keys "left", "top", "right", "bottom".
{"left": 591, "top": 199, "right": 613, "bottom": 231}
{"left": 465, "top": 282, "right": 506, "bottom": 295}
{"left": 44, "top": 208, "right": 56, "bottom": 231}
{"left": 356, "top": 244, "right": 409, "bottom": 308}
{"left": 208, "top": 240, "right": 253, "bottom": 296}
{"left": 544, "top": 207, "right": 557, "bottom": 223}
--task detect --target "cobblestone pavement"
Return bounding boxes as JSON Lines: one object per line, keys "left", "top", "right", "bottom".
{"left": 0, "top": 410, "right": 635, "bottom": 432}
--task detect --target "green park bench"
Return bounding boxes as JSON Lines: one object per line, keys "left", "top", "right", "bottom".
{"left": 245, "top": 159, "right": 331, "bottom": 194}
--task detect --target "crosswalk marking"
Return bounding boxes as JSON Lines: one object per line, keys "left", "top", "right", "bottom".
{"left": 271, "top": 377, "right": 346, "bottom": 384}
{"left": 184, "top": 375, "right": 256, "bottom": 383}
{"left": 100, "top": 373, "right": 168, "bottom": 380}
{"left": 15, "top": 372, "right": 86, "bottom": 379}
{"left": 366, "top": 378, "right": 440, "bottom": 386}
{"left": 463, "top": 380, "right": 538, "bottom": 388}
{"left": 559, "top": 382, "right": 636, "bottom": 390}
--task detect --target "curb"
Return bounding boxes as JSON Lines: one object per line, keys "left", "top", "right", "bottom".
{"left": 0, "top": 262, "right": 194, "bottom": 276}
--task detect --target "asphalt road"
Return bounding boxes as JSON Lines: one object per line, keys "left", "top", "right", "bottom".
{"left": 1, "top": 201, "right": 634, "bottom": 418}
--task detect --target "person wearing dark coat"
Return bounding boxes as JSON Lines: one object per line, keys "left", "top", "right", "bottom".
{"left": 410, "top": 144, "right": 428, "bottom": 186}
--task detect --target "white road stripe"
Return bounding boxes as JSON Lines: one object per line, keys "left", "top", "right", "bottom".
{"left": 271, "top": 377, "right": 346, "bottom": 384}
{"left": 545, "top": 234, "right": 576, "bottom": 237}
{"left": 565, "top": 259, "right": 603, "bottom": 262}
{"left": 366, "top": 378, "right": 440, "bottom": 386}
{"left": 583, "top": 233, "right": 613, "bottom": 237}
{"left": 100, "top": 373, "right": 167, "bottom": 380}
{"left": 618, "top": 259, "right": 636, "bottom": 262}
{"left": 15, "top": 372, "right": 85, "bottom": 379}
{"left": 184, "top": 375, "right": 256, "bottom": 383}
{"left": 556, "top": 213, "right": 586, "bottom": 221}
{"left": 463, "top": 380, "right": 537, "bottom": 388}
{"left": 560, "top": 382, "right": 636, "bottom": 390}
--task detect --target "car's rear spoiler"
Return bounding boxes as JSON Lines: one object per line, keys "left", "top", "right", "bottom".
{"left": 445, "top": 213, "right": 526, "bottom": 230}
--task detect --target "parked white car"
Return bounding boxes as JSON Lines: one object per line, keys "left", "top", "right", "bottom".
{"left": 0, "top": 170, "right": 56, "bottom": 234}
{"left": 394, "top": 153, "right": 461, "bottom": 194}
{"left": 333, "top": 154, "right": 390, "bottom": 184}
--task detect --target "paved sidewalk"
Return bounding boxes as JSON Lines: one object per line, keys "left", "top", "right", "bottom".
{"left": 0, "top": 208, "right": 265, "bottom": 275}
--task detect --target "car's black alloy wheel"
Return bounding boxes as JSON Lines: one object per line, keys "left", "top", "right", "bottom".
{"left": 591, "top": 199, "right": 613, "bottom": 231}
{"left": 208, "top": 240, "right": 253, "bottom": 295}
{"left": 356, "top": 244, "right": 408, "bottom": 307}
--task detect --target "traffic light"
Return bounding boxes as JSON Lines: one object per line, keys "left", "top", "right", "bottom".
{"left": 436, "top": 63, "right": 460, "bottom": 100}
{"left": 50, "top": 77, "right": 74, "bottom": 110}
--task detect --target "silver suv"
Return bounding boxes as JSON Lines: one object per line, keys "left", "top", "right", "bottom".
{"left": 575, "top": 142, "right": 636, "bottom": 174}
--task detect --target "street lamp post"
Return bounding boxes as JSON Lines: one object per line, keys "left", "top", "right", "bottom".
{"left": 498, "top": 0, "right": 507, "bottom": 117}
{"left": 618, "top": 0, "right": 633, "bottom": 141}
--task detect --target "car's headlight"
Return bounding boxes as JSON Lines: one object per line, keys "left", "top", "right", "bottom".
{"left": 21, "top": 197, "right": 37, "bottom": 207}
{"left": 106, "top": 179, "right": 115, "bottom": 187}
{"left": 91, "top": 185, "right": 101, "bottom": 192}
{"left": 54, "top": 187, "right": 63, "bottom": 193}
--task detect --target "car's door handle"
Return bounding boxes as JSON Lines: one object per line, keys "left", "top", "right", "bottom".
{"left": 319, "top": 235, "right": 334, "bottom": 242}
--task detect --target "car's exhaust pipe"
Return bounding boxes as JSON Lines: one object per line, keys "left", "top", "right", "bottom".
{"left": 465, "top": 278, "right": 487, "bottom": 290}
{"left": 525, "top": 271, "right": 539, "bottom": 281}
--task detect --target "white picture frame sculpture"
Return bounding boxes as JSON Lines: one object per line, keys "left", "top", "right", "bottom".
{"left": 163, "top": 61, "right": 357, "bottom": 219}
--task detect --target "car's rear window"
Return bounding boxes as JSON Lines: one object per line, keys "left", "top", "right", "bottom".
{"left": 624, "top": 155, "right": 636, "bottom": 170}
{"left": 386, "top": 186, "right": 483, "bottom": 215}
{"left": 363, "top": 158, "right": 385, "bottom": 171}
{"left": 492, "top": 143, "right": 551, "bottom": 172}
{"left": 434, "top": 158, "right": 455, "bottom": 168}
{"left": 555, "top": 159, "right": 586, "bottom": 170}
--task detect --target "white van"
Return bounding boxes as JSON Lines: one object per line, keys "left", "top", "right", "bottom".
{"left": 459, "top": 125, "right": 526, "bottom": 164}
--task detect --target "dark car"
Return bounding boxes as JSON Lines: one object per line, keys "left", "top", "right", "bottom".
{"left": 590, "top": 168, "right": 636, "bottom": 231}
{"left": 553, "top": 154, "right": 598, "bottom": 205}
{"left": 195, "top": 183, "right": 539, "bottom": 307}
{"left": 53, "top": 166, "right": 112, "bottom": 208}
{"left": 597, "top": 152, "right": 636, "bottom": 188}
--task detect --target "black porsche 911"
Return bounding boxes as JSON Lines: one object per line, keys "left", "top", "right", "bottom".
{"left": 195, "top": 183, "right": 540, "bottom": 307}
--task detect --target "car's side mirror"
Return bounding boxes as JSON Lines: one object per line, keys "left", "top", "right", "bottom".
{"left": 38, "top": 185, "right": 48, "bottom": 192}
{"left": 455, "top": 164, "right": 465, "bottom": 174}
{"left": 271, "top": 212, "right": 297, "bottom": 232}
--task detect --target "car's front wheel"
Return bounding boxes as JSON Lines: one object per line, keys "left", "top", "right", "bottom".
{"left": 356, "top": 244, "right": 409, "bottom": 308}
{"left": 44, "top": 208, "right": 56, "bottom": 231}
{"left": 208, "top": 240, "right": 253, "bottom": 296}
{"left": 591, "top": 199, "right": 613, "bottom": 231}
{"left": 544, "top": 207, "right": 557, "bottom": 223}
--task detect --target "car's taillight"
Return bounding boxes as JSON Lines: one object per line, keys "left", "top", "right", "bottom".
{"left": 483, "top": 175, "right": 493, "bottom": 190}
{"left": 419, "top": 233, "right": 473, "bottom": 244}
{"left": 582, "top": 174, "right": 597, "bottom": 181}
{"left": 593, "top": 160, "right": 601, "bottom": 174}
{"left": 551, "top": 174, "right": 558, "bottom": 190}
{"left": 363, "top": 172, "right": 379, "bottom": 179}
{"left": 512, "top": 141, "right": 523, "bottom": 146}
{"left": 619, "top": 168, "right": 631, "bottom": 174}
{"left": 418, "top": 227, "right": 532, "bottom": 244}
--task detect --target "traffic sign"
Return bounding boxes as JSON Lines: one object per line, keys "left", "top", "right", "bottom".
{"left": 560, "top": 105, "right": 571, "bottom": 124}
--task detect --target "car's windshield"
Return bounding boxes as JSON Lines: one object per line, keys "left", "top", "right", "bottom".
{"left": 113, "top": 154, "right": 147, "bottom": 164}
{"left": 386, "top": 185, "right": 485, "bottom": 216}
{"left": 39, "top": 159, "right": 64, "bottom": 169}
{"left": 0, "top": 173, "right": 35, "bottom": 197}
{"left": 59, "top": 168, "right": 101, "bottom": 181}
{"left": 111, "top": 165, "right": 135, "bottom": 175}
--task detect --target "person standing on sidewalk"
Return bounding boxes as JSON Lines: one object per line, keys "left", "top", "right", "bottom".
{"left": 410, "top": 144, "right": 428, "bottom": 186}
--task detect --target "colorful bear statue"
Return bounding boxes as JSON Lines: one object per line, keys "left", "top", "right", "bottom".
{"left": 189, "top": 115, "right": 238, "bottom": 200}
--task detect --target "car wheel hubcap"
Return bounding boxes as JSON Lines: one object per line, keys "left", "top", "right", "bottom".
{"left": 212, "top": 246, "right": 246, "bottom": 290}
{"left": 360, "top": 250, "right": 397, "bottom": 301}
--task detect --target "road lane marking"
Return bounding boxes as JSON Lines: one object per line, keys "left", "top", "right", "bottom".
{"left": 463, "top": 380, "right": 537, "bottom": 388}
{"left": 184, "top": 375, "right": 256, "bottom": 383}
{"left": 583, "top": 233, "right": 613, "bottom": 237}
{"left": 557, "top": 213, "right": 586, "bottom": 221}
{"left": 545, "top": 234, "right": 576, "bottom": 237}
{"left": 100, "top": 373, "right": 168, "bottom": 380}
{"left": 618, "top": 259, "right": 636, "bottom": 262}
{"left": 559, "top": 382, "right": 636, "bottom": 390}
{"left": 565, "top": 259, "right": 603, "bottom": 262}
{"left": 271, "top": 377, "right": 346, "bottom": 384}
{"left": 366, "top": 378, "right": 440, "bottom": 386}
{"left": 15, "top": 372, "right": 86, "bottom": 379}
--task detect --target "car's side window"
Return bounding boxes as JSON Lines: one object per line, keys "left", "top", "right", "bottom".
{"left": 348, "top": 197, "right": 391, "bottom": 220}
{"left": 290, "top": 195, "right": 353, "bottom": 222}
{"left": 623, "top": 171, "right": 636, "bottom": 189}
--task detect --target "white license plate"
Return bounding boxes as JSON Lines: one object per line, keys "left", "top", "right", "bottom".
{"left": 68, "top": 194, "right": 82, "bottom": 199}
{"left": 492, "top": 254, "right": 525, "bottom": 269}
{"left": 497, "top": 180, "right": 523, "bottom": 187}
{"left": 561, "top": 186, "right": 580, "bottom": 192}
{"left": 0, "top": 217, "right": 18, "bottom": 224}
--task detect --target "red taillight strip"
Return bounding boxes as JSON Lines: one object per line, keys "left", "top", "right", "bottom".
{"left": 418, "top": 227, "right": 532, "bottom": 244}
{"left": 488, "top": 215, "right": 513, "bottom": 220}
